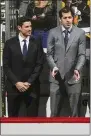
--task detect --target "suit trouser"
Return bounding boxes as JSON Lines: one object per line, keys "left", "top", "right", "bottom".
{"left": 7, "top": 93, "right": 39, "bottom": 117}
{"left": 7, "top": 82, "right": 40, "bottom": 117}
{"left": 50, "top": 82, "right": 81, "bottom": 117}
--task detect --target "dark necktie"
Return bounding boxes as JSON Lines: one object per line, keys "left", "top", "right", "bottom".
{"left": 23, "top": 39, "right": 27, "bottom": 56}
{"left": 64, "top": 29, "right": 69, "bottom": 49}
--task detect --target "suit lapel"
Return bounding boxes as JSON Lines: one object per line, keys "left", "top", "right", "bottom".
{"left": 57, "top": 26, "right": 65, "bottom": 50}
{"left": 26, "top": 36, "right": 34, "bottom": 56}
{"left": 66, "top": 26, "right": 76, "bottom": 53}
{"left": 60, "top": 26, "right": 65, "bottom": 46}
{"left": 16, "top": 36, "right": 23, "bottom": 56}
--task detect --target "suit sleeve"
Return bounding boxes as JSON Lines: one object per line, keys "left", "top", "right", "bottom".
{"left": 25, "top": 3, "right": 34, "bottom": 18}
{"left": 46, "top": 30, "right": 57, "bottom": 70}
{"left": 75, "top": 31, "right": 86, "bottom": 72}
{"left": 27, "top": 37, "right": 44, "bottom": 84}
{"left": 3, "top": 41, "right": 19, "bottom": 85}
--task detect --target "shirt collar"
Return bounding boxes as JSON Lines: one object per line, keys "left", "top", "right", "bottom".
{"left": 18, "top": 33, "right": 30, "bottom": 43}
{"left": 61, "top": 25, "right": 72, "bottom": 33}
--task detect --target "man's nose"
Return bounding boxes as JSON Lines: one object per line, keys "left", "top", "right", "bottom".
{"left": 66, "top": 18, "right": 70, "bottom": 21}
{"left": 29, "top": 27, "right": 32, "bottom": 30}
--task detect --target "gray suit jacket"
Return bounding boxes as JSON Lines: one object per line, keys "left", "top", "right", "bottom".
{"left": 46, "top": 25, "right": 86, "bottom": 84}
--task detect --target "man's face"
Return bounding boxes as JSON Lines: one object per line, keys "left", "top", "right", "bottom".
{"left": 60, "top": 11, "right": 73, "bottom": 28}
{"left": 18, "top": 21, "right": 32, "bottom": 37}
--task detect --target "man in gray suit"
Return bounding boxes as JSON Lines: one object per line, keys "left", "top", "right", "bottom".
{"left": 46, "top": 7, "right": 86, "bottom": 117}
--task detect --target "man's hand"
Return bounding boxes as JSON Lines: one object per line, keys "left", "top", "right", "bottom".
{"left": 74, "top": 70, "right": 80, "bottom": 81}
{"left": 32, "top": 15, "right": 37, "bottom": 20}
{"left": 39, "top": 13, "right": 45, "bottom": 18}
{"left": 51, "top": 67, "right": 59, "bottom": 78}
{"left": 23, "top": 82, "right": 31, "bottom": 90}
{"left": 15, "top": 82, "right": 27, "bottom": 92}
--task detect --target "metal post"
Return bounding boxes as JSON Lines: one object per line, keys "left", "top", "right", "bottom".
{"left": 0, "top": 0, "right": 2, "bottom": 117}
{"left": 57, "top": 0, "right": 62, "bottom": 26}
{"left": 5, "top": 0, "right": 10, "bottom": 40}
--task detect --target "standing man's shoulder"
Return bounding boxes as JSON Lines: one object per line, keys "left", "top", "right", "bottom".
{"left": 31, "top": 35, "right": 41, "bottom": 44}
{"left": 5, "top": 36, "right": 18, "bottom": 46}
{"left": 49, "top": 26, "right": 60, "bottom": 35}
{"left": 74, "top": 26, "right": 85, "bottom": 35}
{"left": 31, "top": 35, "right": 43, "bottom": 49}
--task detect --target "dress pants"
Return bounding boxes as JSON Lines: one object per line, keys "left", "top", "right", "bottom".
{"left": 50, "top": 81, "right": 81, "bottom": 117}
{"left": 7, "top": 85, "right": 40, "bottom": 117}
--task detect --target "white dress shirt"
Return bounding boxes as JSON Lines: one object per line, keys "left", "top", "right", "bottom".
{"left": 18, "top": 34, "right": 30, "bottom": 54}
{"left": 61, "top": 25, "right": 72, "bottom": 38}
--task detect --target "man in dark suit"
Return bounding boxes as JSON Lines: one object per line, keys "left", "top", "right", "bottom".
{"left": 46, "top": 7, "right": 86, "bottom": 117}
{"left": 3, "top": 16, "right": 44, "bottom": 117}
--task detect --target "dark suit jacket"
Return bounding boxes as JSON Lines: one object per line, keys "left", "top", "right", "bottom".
{"left": 3, "top": 35, "right": 44, "bottom": 95}
{"left": 46, "top": 25, "right": 86, "bottom": 84}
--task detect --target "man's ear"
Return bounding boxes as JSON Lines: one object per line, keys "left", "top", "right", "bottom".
{"left": 17, "top": 25, "right": 21, "bottom": 31}
{"left": 59, "top": 18, "right": 62, "bottom": 24}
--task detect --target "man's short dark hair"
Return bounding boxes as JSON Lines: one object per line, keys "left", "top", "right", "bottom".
{"left": 59, "top": 6, "right": 74, "bottom": 19}
{"left": 17, "top": 16, "right": 31, "bottom": 26}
